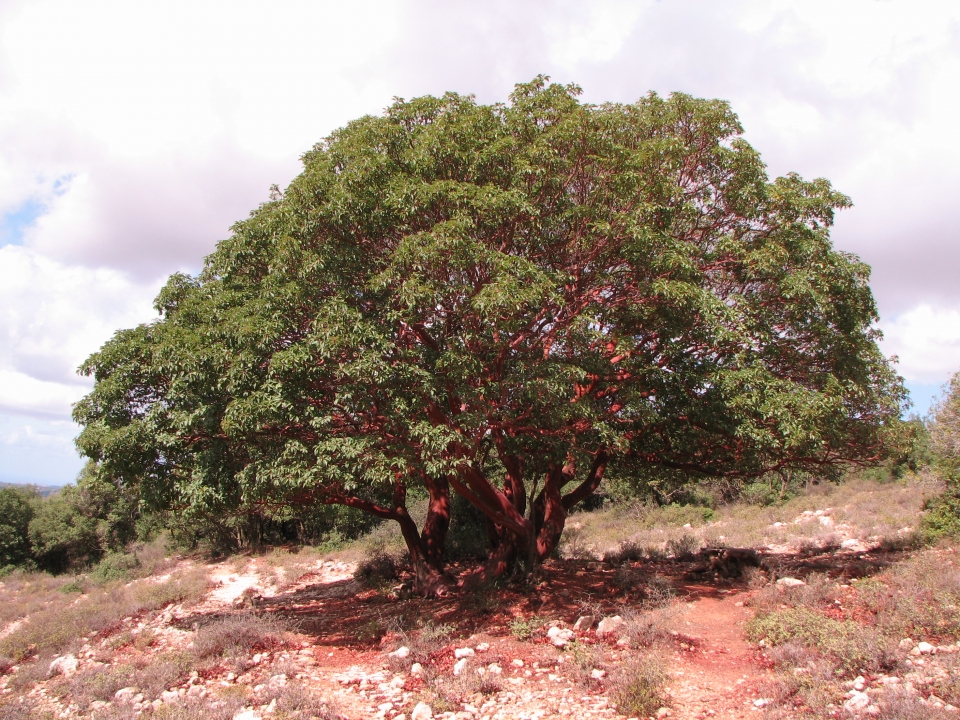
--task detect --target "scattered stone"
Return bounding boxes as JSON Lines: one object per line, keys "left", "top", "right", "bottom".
{"left": 899, "top": 638, "right": 915, "bottom": 650}
{"left": 475, "top": 642, "right": 490, "bottom": 652}
{"left": 511, "top": 659, "right": 525, "bottom": 667}
{"left": 776, "top": 577, "right": 806, "bottom": 588}
{"left": 844, "top": 691, "right": 871, "bottom": 712}
{"left": 590, "top": 668, "right": 606, "bottom": 679}
{"left": 596, "top": 615, "right": 625, "bottom": 636}
{"left": 115, "top": 687, "right": 139, "bottom": 702}
{"left": 411, "top": 701, "right": 433, "bottom": 720}
{"left": 917, "top": 642, "right": 936, "bottom": 654}
{"left": 233, "top": 710, "right": 261, "bottom": 720}
{"left": 48, "top": 654, "right": 79, "bottom": 677}
{"left": 753, "top": 699, "right": 772, "bottom": 708}
{"left": 453, "top": 658, "right": 468, "bottom": 675}
{"left": 547, "top": 626, "right": 575, "bottom": 647}
{"left": 853, "top": 676, "right": 866, "bottom": 691}
{"left": 454, "top": 647, "right": 476, "bottom": 659}
{"left": 161, "top": 690, "right": 180, "bottom": 703}
{"left": 388, "top": 646, "right": 411, "bottom": 659}
{"left": 487, "top": 663, "right": 502, "bottom": 674}
{"left": 656, "top": 708, "right": 672, "bottom": 718}
{"left": 573, "top": 616, "right": 595, "bottom": 632}
{"left": 410, "top": 663, "right": 424, "bottom": 675}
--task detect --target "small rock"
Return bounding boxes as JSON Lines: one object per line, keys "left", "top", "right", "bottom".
{"left": 115, "top": 687, "right": 139, "bottom": 702}
{"left": 187, "top": 685, "right": 206, "bottom": 698}
{"left": 487, "top": 663, "right": 502, "bottom": 674}
{"left": 233, "top": 710, "right": 261, "bottom": 720}
{"left": 453, "top": 658, "right": 468, "bottom": 675}
{"left": 899, "top": 638, "right": 915, "bottom": 650}
{"left": 378, "top": 702, "right": 394, "bottom": 712}
{"left": 853, "top": 676, "right": 866, "bottom": 691}
{"left": 844, "top": 691, "right": 871, "bottom": 712}
{"left": 390, "top": 675, "right": 405, "bottom": 688}
{"left": 89, "top": 701, "right": 108, "bottom": 710}
{"left": 753, "top": 699, "right": 772, "bottom": 708}
{"left": 776, "top": 577, "right": 806, "bottom": 588}
{"left": 454, "top": 647, "right": 476, "bottom": 659}
{"left": 546, "top": 626, "right": 574, "bottom": 647}
{"left": 475, "top": 642, "right": 490, "bottom": 652}
{"left": 596, "top": 615, "right": 625, "bottom": 636}
{"left": 511, "top": 659, "right": 525, "bottom": 667}
{"left": 388, "top": 646, "right": 411, "bottom": 659}
{"left": 590, "top": 668, "right": 606, "bottom": 679}
{"left": 656, "top": 708, "right": 672, "bottom": 718}
{"left": 410, "top": 663, "right": 424, "bottom": 675}
{"left": 48, "top": 654, "right": 79, "bottom": 677}
{"left": 161, "top": 690, "right": 180, "bottom": 703}
{"left": 573, "top": 616, "right": 595, "bottom": 632}
{"left": 917, "top": 642, "right": 936, "bottom": 654}
{"left": 411, "top": 701, "right": 433, "bottom": 720}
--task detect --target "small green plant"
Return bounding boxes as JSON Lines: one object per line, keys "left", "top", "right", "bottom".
{"left": 609, "top": 655, "right": 668, "bottom": 717}
{"left": 748, "top": 607, "right": 897, "bottom": 674}
{"left": 509, "top": 615, "right": 545, "bottom": 641}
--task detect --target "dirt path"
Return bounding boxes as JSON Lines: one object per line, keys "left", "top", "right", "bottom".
{"left": 663, "top": 590, "right": 772, "bottom": 719}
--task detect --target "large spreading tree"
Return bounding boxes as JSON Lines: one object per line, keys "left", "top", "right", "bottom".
{"left": 74, "top": 78, "right": 904, "bottom": 594}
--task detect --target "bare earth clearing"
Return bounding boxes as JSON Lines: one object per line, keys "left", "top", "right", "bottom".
{"left": 1, "top": 477, "right": 958, "bottom": 720}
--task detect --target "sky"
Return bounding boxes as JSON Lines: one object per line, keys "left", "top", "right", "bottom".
{"left": 1, "top": 0, "right": 959, "bottom": 486}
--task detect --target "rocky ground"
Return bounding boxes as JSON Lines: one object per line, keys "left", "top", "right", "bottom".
{"left": 1, "top": 480, "right": 958, "bottom": 720}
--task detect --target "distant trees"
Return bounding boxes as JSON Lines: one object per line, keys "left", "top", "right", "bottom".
{"left": 923, "top": 371, "right": 960, "bottom": 539}
{"left": 74, "top": 77, "right": 905, "bottom": 594}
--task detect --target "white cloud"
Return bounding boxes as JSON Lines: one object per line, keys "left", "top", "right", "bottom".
{"left": 879, "top": 305, "right": 960, "bottom": 385}
{"left": 2, "top": 0, "right": 960, "bottom": 482}
{"left": 0, "top": 245, "right": 160, "bottom": 419}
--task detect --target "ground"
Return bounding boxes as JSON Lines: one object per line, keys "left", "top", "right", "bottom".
{"left": 0, "top": 474, "right": 958, "bottom": 720}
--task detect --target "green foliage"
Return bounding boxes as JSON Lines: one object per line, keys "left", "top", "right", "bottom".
{"left": 73, "top": 77, "right": 905, "bottom": 571}
{"left": 923, "top": 371, "right": 960, "bottom": 539}
{"left": 0, "top": 486, "right": 35, "bottom": 570}
{"left": 748, "top": 607, "right": 896, "bottom": 674}
{"left": 609, "top": 656, "right": 668, "bottom": 717}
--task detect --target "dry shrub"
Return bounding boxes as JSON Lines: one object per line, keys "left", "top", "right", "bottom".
{"left": 562, "top": 639, "right": 605, "bottom": 687}
{"left": 609, "top": 655, "right": 668, "bottom": 717}
{"left": 750, "top": 572, "right": 840, "bottom": 612}
{"left": 748, "top": 607, "right": 897, "bottom": 674}
{"left": 49, "top": 662, "right": 137, "bottom": 705}
{"left": 353, "top": 545, "right": 400, "bottom": 587}
{"left": 619, "top": 605, "right": 676, "bottom": 648}
{"left": 0, "top": 694, "right": 49, "bottom": 720}
{"left": 423, "top": 661, "right": 502, "bottom": 711}
{"left": 877, "top": 689, "right": 957, "bottom": 720}
{"left": 0, "top": 566, "right": 209, "bottom": 662}
{"left": 256, "top": 681, "right": 342, "bottom": 720}
{"left": 603, "top": 541, "right": 645, "bottom": 565}
{"left": 131, "top": 651, "right": 197, "bottom": 699}
{"left": 854, "top": 550, "right": 960, "bottom": 640}
{"left": 666, "top": 534, "right": 700, "bottom": 559}
{"left": 613, "top": 566, "right": 645, "bottom": 592}
{"left": 192, "top": 613, "right": 286, "bottom": 659}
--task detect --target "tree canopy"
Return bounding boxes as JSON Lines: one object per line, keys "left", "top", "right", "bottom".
{"left": 74, "top": 77, "right": 905, "bottom": 593}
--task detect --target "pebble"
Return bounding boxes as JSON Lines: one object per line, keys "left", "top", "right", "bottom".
{"left": 455, "top": 647, "right": 476, "bottom": 659}
{"left": 411, "top": 701, "right": 433, "bottom": 720}
{"left": 596, "top": 616, "right": 625, "bottom": 636}
{"left": 776, "top": 577, "right": 806, "bottom": 588}
{"left": 389, "top": 646, "right": 411, "bottom": 659}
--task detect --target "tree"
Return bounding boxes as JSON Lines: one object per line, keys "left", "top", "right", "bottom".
{"left": 74, "top": 77, "right": 904, "bottom": 594}
{"left": 0, "top": 486, "right": 36, "bottom": 571}
{"left": 923, "top": 371, "right": 960, "bottom": 539}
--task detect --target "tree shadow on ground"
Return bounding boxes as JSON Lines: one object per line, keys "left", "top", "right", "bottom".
{"left": 183, "top": 546, "right": 915, "bottom": 650}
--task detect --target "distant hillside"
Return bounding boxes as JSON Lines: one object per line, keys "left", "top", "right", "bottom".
{"left": 0, "top": 481, "right": 62, "bottom": 497}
